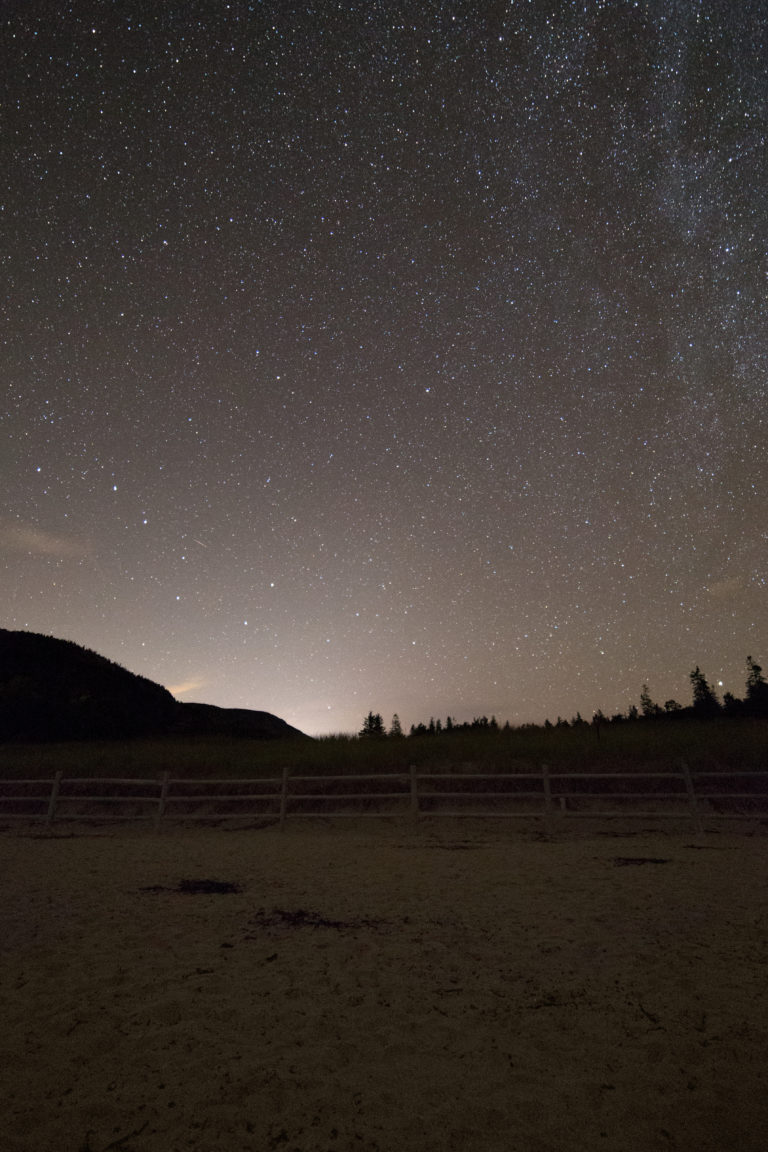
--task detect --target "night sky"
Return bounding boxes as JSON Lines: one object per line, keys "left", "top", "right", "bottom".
{"left": 3, "top": 1, "right": 766, "bottom": 736}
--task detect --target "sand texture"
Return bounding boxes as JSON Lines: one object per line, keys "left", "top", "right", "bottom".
{"left": 1, "top": 821, "right": 767, "bottom": 1152}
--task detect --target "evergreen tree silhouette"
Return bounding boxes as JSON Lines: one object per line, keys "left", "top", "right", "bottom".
{"left": 745, "top": 656, "right": 768, "bottom": 716}
{"left": 389, "top": 713, "right": 403, "bottom": 737}
{"left": 689, "top": 667, "right": 720, "bottom": 717}
{"left": 640, "top": 684, "right": 662, "bottom": 717}
{"left": 722, "top": 691, "right": 740, "bottom": 716}
{"left": 359, "top": 711, "right": 385, "bottom": 737}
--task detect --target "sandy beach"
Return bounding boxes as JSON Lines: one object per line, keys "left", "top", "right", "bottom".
{"left": 1, "top": 820, "right": 767, "bottom": 1152}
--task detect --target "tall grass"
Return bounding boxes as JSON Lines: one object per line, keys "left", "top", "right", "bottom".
{"left": 0, "top": 718, "right": 765, "bottom": 780}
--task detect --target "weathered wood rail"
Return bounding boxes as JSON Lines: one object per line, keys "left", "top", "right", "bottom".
{"left": 1, "top": 762, "right": 767, "bottom": 833}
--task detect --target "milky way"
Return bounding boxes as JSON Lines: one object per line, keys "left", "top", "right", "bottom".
{"left": 2, "top": 1, "right": 766, "bottom": 734}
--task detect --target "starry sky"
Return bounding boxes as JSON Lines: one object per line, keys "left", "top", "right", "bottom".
{"left": 2, "top": 0, "right": 766, "bottom": 736}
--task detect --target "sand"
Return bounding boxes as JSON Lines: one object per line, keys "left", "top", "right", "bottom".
{"left": 1, "top": 819, "right": 767, "bottom": 1152}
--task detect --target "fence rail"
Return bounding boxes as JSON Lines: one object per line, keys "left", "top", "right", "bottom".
{"left": 1, "top": 762, "right": 768, "bottom": 832}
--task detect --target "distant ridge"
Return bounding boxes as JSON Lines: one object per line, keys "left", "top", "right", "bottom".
{"left": 170, "top": 702, "right": 305, "bottom": 740}
{"left": 0, "top": 629, "right": 307, "bottom": 742}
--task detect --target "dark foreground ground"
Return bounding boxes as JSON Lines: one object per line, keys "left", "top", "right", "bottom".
{"left": 1, "top": 820, "right": 767, "bottom": 1152}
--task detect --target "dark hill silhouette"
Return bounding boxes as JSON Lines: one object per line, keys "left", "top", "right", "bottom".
{"left": 169, "top": 702, "right": 304, "bottom": 740}
{"left": 0, "top": 629, "right": 307, "bottom": 742}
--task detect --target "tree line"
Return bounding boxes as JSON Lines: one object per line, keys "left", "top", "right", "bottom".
{"left": 359, "top": 656, "right": 768, "bottom": 738}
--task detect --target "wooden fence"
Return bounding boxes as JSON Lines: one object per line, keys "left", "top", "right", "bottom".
{"left": 1, "top": 763, "right": 768, "bottom": 833}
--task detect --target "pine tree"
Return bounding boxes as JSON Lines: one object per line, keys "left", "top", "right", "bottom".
{"left": 722, "top": 691, "right": 740, "bottom": 716}
{"left": 359, "top": 711, "right": 385, "bottom": 738}
{"left": 591, "top": 710, "right": 606, "bottom": 740}
{"left": 689, "top": 667, "right": 720, "bottom": 717}
{"left": 389, "top": 713, "right": 403, "bottom": 738}
{"left": 640, "top": 684, "right": 662, "bottom": 717}
{"left": 745, "top": 656, "right": 768, "bottom": 716}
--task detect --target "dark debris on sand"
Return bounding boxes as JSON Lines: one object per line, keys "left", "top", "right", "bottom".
{"left": 140, "top": 878, "right": 243, "bottom": 895}
{"left": 247, "top": 907, "right": 385, "bottom": 931}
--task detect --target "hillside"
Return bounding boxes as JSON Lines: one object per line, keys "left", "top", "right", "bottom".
{"left": 0, "top": 629, "right": 306, "bottom": 741}
{"left": 169, "top": 702, "right": 307, "bottom": 740}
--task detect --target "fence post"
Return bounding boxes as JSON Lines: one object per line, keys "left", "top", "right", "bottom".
{"left": 46, "top": 771, "right": 63, "bottom": 825}
{"left": 409, "top": 764, "right": 419, "bottom": 820}
{"left": 279, "top": 764, "right": 289, "bottom": 830}
{"left": 681, "top": 759, "right": 704, "bottom": 835}
{"left": 156, "top": 771, "right": 170, "bottom": 829}
{"left": 541, "top": 763, "right": 554, "bottom": 838}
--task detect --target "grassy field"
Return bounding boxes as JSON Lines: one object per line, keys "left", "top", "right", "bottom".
{"left": 0, "top": 717, "right": 765, "bottom": 781}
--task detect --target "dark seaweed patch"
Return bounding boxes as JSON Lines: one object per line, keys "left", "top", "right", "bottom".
{"left": 248, "top": 907, "right": 382, "bottom": 931}
{"left": 141, "top": 878, "right": 242, "bottom": 895}
{"left": 612, "top": 857, "right": 671, "bottom": 866}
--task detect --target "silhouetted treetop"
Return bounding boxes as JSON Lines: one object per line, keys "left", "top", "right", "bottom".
{"left": 359, "top": 711, "right": 385, "bottom": 738}
{"left": 689, "top": 666, "right": 721, "bottom": 717}
{"left": 745, "top": 656, "right": 768, "bottom": 716}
